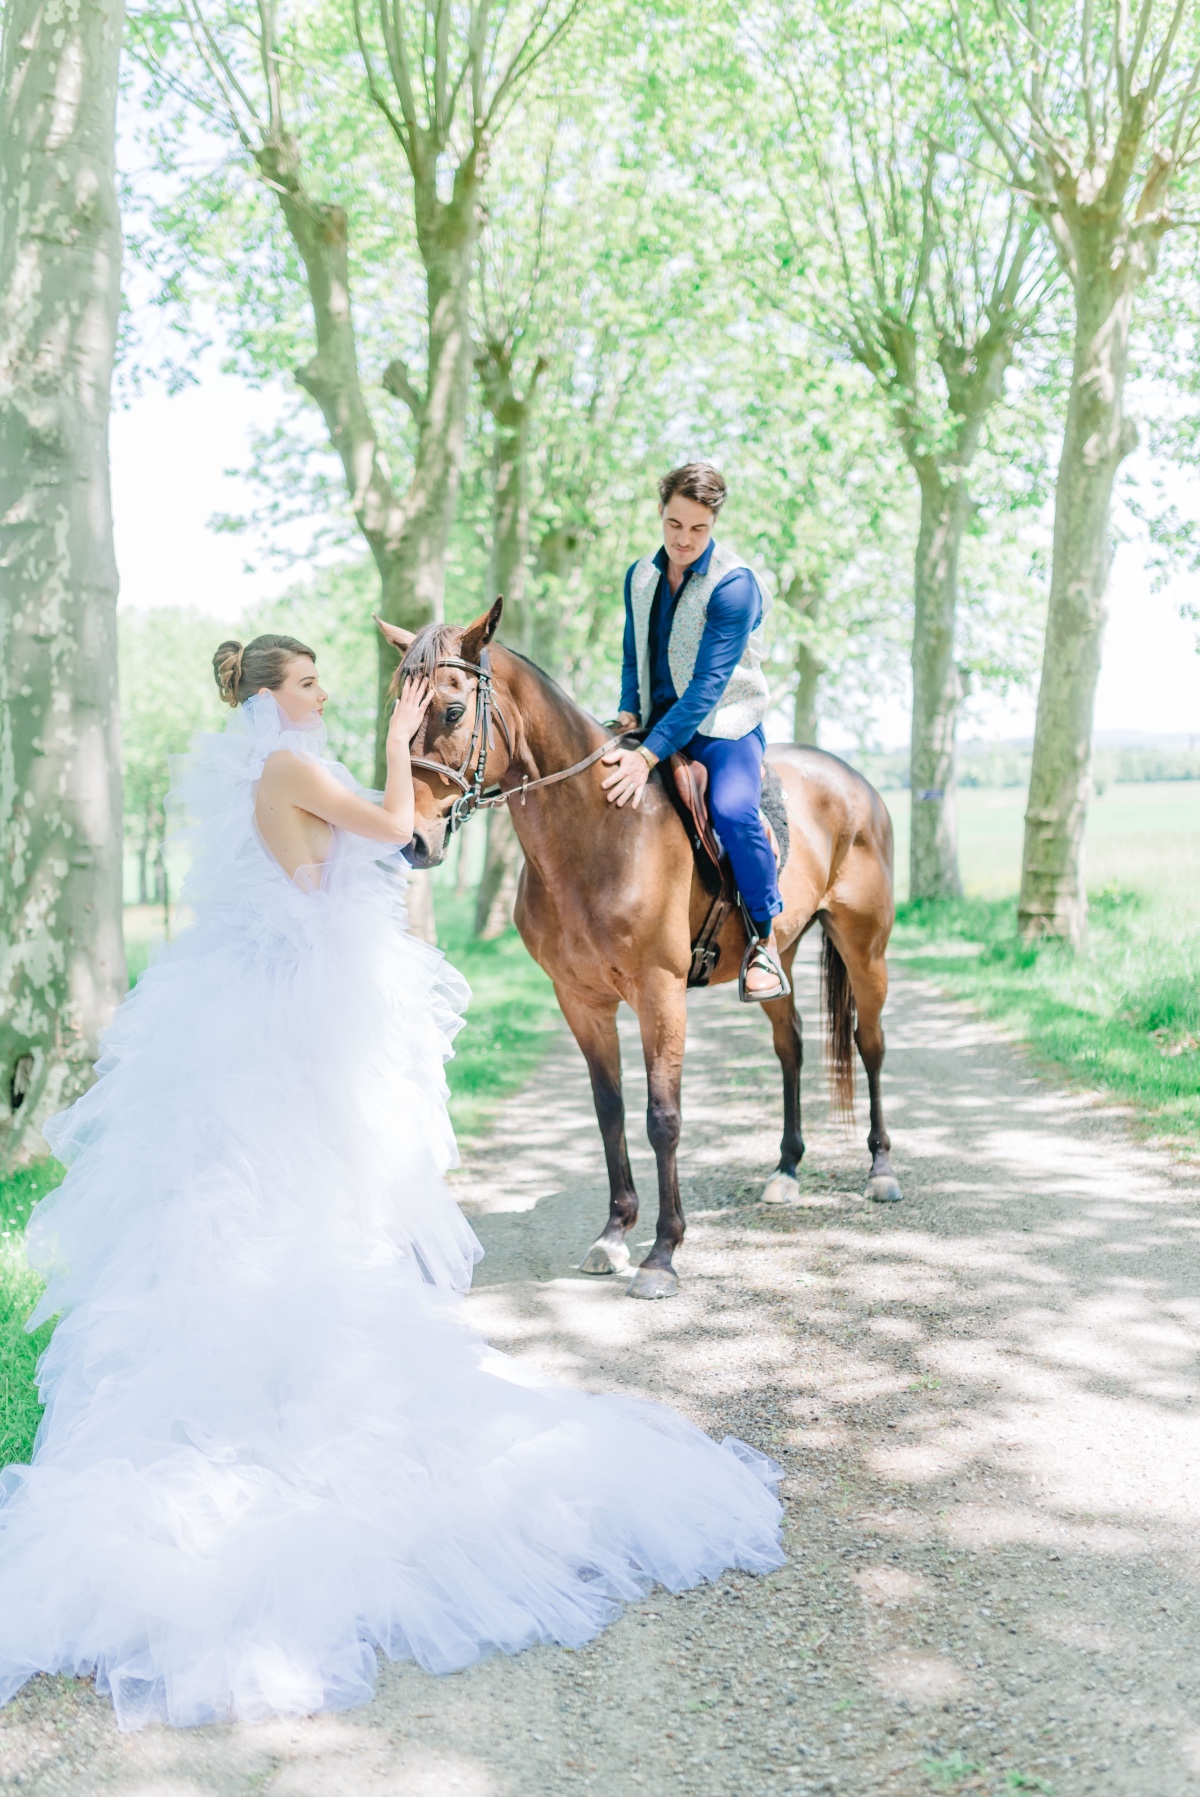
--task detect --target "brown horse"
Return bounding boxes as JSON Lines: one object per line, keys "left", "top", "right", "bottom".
{"left": 379, "top": 600, "right": 900, "bottom": 1300}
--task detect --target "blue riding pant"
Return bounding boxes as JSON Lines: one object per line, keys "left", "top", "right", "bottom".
{"left": 685, "top": 726, "right": 782, "bottom": 935}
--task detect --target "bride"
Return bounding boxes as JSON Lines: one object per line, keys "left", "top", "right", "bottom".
{"left": 0, "top": 634, "right": 783, "bottom": 1731}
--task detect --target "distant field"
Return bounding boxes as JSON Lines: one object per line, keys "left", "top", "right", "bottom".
{"left": 886, "top": 780, "right": 1200, "bottom": 904}
{"left": 888, "top": 782, "right": 1200, "bottom": 1149}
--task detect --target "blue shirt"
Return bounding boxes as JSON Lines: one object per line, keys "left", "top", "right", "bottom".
{"left": 619, "top": 541, "right": 763, "bottom": 762}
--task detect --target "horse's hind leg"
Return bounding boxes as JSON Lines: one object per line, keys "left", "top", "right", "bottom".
{"left": 627, "top": 968, "right": 688, "bottom": 1301}
{"left": 761, "top": 940, "right": 805, "bottom": 1205}
{"left": 555, "top": 989, "right": 640, "bottom": 1274}
{"left": 849, "top": 952, "right": 902, "bottom": 1204}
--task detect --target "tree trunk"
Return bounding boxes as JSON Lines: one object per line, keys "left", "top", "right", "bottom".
{"left": 250, "top": 135, "right": 478, "bottom": 800}
{"left": 454, "top": 829, "right": 473, "bottom": 897}
{"left": 156, "top": 834, "right": 170, "bottom": 941}
{"left": 0, "top": 0, "right": 128, "bottom": 1167}
{"left": 470, "top": 345, "right": 540, "bottom": 936}
{"left": 474, "top": 807, "right": 521, "bottom": 940}
{"left": 1018, "top": 265, "right": 1135, "bottom": 945}
{"left": 406, "top": 872, "right": 437, "bottom": 946}
{"left": 371, "top": 175, "right": 479, "bottom": 785}
{"left": 478, "top": 343, "right": 543, "bottom": 646}
{"left": 908, "top": 473, "right": 968, "bottom": 900}
{"left": 787, "top": 577, "right": 823, "bottom": 744}
{"left": 137, "top": 827, "right": 151, "bottom": 907}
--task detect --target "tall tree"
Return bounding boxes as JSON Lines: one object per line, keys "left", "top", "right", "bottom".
{"left": 950, "top": 0, "right": 1200, "bottom": 943}
{"left": 137, "top": 0, "right": 582, "bottom": 780}
{"left": 762, "top": 0, "right": 1057, "bottom": 896}
{"left": 0, "top": 0, "right": 128, "bottom": 1166}
{"left": 713, "top": 337, "right": 913, "bottom": 749}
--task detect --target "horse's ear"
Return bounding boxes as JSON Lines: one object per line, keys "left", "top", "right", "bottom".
{"left": 461, "top": 596, "right": 503, "bottom": 664}
{"left": 374, "top": 615, "right": 416, "bottom": 652}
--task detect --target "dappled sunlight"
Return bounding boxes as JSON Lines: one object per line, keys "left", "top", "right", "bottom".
{"left": 872, "top": 1649, "right": 968, "bottom": 1703}
{"left": 20, "top": 940, "right": 1190, "bottom": 1790}
{"left": 447, "top": 941, "right": 1200, "bottom": 1789}
{"left": 854, "top": 1566, "right": 927, "bottom": 1607}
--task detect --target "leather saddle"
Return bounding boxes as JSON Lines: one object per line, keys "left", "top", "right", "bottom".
{"left": 611, "top": 731, "right": 785, "bottom": 988}
{"left": 666, "top": 751, "right": 782, "bottom": 989}
{"left": 669, "top": 755, "right": 782, "bottom": 877}
{"left": 670, "top": 755, "right": 724, "bottom": 874}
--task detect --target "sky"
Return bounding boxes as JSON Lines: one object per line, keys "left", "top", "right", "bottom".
{"left": 110, "top": 360, "right": 1200, "bottom": 747}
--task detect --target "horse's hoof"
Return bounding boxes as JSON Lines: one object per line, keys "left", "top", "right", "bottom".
{"left": 761, "top": 1172, "right": 800, "bottom": 1205}
{"left": 579, "top": 1237, "right": 631, "bottom": 1275}
{"left": 626, "top": 1265, "right": 679, "bottom": 1301}
{"left": 865, "top": 1175, "right": 902, "bottom": 1204}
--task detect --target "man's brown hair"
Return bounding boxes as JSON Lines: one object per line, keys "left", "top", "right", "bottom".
{"left": 658, "top": 462, "right": 727, "bottom": 513}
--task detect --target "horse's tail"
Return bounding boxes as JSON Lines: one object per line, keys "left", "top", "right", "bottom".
{"left": 821, "top": 928, "right": 857, "bottom": 1121}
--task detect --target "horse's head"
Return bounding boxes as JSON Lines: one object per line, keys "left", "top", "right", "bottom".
{"left": 376, "top": 598, "right": 515, "bottom": 867}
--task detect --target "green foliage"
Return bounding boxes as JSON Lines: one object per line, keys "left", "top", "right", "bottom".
{"left": 920, "top": 1750, "right": 986, "bottom": 1788}
{"left": 120, "top": 608, "right": 232, "bottom": 904}
{"left": 123, "top": 0, "right": 930, "bottom": 738}
{"left": 755, "top": 0, "right": 1061, "bottom": 709}
{"left": 0, "top": 1161, "right": 61, "bottom": 1466}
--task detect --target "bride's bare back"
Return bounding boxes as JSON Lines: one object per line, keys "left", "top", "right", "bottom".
{"left": 255, "top": 755, "right": 336, "bottom": 880}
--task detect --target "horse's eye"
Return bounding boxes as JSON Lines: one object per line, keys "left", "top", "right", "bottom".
{"left": 444, "top": 704, "right": 466, "bottom": 726}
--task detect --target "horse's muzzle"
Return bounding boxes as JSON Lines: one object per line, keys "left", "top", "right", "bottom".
{"left": 408, "top": 823, "right": 449, "bottom": 869}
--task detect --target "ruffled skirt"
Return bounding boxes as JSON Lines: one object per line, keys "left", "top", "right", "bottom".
{"left": 0, "top": 859, "right": 783, "bottom": 1729}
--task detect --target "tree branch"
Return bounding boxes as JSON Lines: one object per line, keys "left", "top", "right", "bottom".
{"left": 382, "top": 356, "right": 426, "bottom": 417}
{"left": 352, "top": 0, "right": 413, "bottom": 162}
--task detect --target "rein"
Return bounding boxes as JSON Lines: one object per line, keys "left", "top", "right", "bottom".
{"left": 405, "top": 647, "right": 618, "bottom": 837}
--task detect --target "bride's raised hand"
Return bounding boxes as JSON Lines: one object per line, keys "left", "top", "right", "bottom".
{"left": 390, "top": 674, "right": 434, "bottom": 747}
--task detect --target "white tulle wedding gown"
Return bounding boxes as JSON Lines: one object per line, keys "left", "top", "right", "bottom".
{"left": 0, "top": 693, "right": 783, "bottom": 1730}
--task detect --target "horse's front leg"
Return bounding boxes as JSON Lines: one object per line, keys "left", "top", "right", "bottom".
{"left": 555, "top": 988, "right": 641, "bottom": 1275}
{"left": 627, "top": 969, "right": 688, "bottom": 1301}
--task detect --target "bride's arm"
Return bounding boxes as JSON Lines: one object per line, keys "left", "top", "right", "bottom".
{"left": 261, "top": 678, "right": 434, "bottom": 846}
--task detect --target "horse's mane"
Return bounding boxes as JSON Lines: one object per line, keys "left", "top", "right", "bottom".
{"left": 391, "top": 621, "right": 455, "bottom": 697}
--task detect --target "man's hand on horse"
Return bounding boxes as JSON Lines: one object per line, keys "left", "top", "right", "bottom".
{"left": 606, "top": 710, "right": 640, "bottom": 735}
{"left": 602, "top": 745, "right": 655, "bottom": 809}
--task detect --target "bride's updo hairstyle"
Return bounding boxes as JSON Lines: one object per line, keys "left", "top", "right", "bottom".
{"left": 212, "top": 634, "right": 316, "bottom": 708}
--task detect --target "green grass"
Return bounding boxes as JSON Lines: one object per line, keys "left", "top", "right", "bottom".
{"left": 920, "top": 1751, "right": 987, "bottom": 1788}
{"left": 888, "top": 783, "right": 1200, "bottom": 1150}
{"left": 0, "top": 1161, "right": 60, "bottom": 1465}
{"left": 433, "top": 893, "right": 561, "bottom": 1138}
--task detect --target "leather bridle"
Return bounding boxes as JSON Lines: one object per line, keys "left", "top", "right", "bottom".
{"left": 405, "top": 646, "right": 619, "bottom": 839}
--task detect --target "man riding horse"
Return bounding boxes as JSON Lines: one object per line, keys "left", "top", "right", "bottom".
{"left": 379, "top": 469, "right": 900, "bottom": 1296}
{"left": 600, "top": 461, "right": 788, "bottom": 1002}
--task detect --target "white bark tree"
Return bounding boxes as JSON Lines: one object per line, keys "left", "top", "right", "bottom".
{"left": 951, "top": 0, "right": 1200, "bottom": 943}
{"left": 0, "top": 0, "right": 128, "bottom": 1167}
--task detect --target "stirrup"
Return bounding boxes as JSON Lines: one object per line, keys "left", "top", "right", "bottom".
{"left": 738, "top": 936, "right": 791, "bottom": 1004}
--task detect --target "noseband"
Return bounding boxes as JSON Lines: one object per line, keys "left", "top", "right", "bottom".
{"left": 404, "top": 647, "right": 618, "bottom": 838}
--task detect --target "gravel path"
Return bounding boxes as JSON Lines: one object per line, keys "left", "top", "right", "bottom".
{"left": 2, "top": 935, "right": 1199, "bottom": 1796}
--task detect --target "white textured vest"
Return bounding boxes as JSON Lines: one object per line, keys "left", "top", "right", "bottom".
{"left": 629, "top": 541, "right": 771, "bottom": 741}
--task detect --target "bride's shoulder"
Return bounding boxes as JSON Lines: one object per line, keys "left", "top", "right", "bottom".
{"left": 258, "top": 746, "right": 354, "bottom": 797}
{"left": 259, "top": 746, "right": 324, "bottom": 781}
